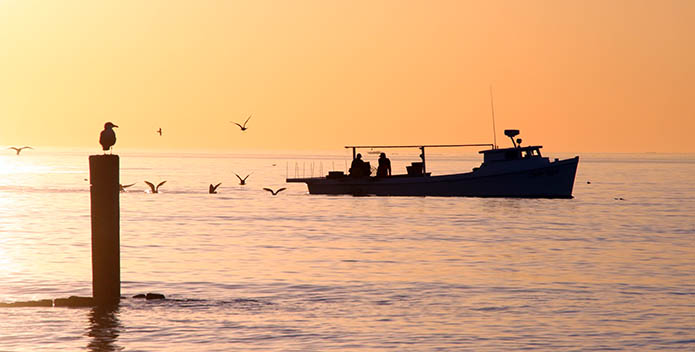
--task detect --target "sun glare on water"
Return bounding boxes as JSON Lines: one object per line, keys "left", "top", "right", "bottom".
{"left": 0, "top": 155, "right": 47, "bottom": 174}
{"left": 0, "top": 154, "right": 61, "bottom": 187}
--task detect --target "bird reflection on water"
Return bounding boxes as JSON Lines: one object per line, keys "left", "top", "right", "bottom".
{"left": 87, "top": 305, "right": 122, "bottom": 352}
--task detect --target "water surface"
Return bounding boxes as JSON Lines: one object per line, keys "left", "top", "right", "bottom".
{"left": 0, "top": 149, "right": 693, "bottom": 351}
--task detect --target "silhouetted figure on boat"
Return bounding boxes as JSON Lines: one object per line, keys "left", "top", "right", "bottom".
{"left": 99, "top": 122, "right": 118, "bottom": 153}
{"left": 376, "top": 152, "right": 391, "bottom": 177}
{"left": 349, "top": 153, "right": 370, "bottom": 177}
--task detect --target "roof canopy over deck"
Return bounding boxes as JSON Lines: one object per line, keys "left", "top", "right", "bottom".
{"left": 345, "top": 144, "right": 494, "bottom": 175}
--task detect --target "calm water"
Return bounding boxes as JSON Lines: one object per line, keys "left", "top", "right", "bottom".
{"left": 0, "top": 149, "right": 693, "bottom": 351}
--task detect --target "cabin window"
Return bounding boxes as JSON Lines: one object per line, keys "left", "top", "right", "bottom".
{"left": 522, "top": 149, "right": 541, "bottom": 158}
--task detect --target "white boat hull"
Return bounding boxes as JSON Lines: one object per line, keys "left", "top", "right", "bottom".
{"left": 288, "top": 157, "right": 579, "bottom": 198}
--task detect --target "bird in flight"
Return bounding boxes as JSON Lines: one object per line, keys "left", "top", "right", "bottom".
{"left": 8, "top": 146, "right": 32, "bottom": 155}
{"left": 235, "top": 173, "right": 252, "bottom": 185}
{"left": 99, "top": 122, "right": 118, "bottom": 153}
{"left": 156, "top": 128, "right": 162, "bottom": 136}
{"left": 144, "top": 180, "right": 167, "bottom": 193}
{"left": 231, "top": 114, "right": 252, "bottom": 131}
{"left": 209, "top": 183, "right": 221, "bottom": 194}
{"left": 263, "top": 187, "right": 286, "bottom": 196}
{"left": 119, "top": 183, "right": 136, "bottom": 192}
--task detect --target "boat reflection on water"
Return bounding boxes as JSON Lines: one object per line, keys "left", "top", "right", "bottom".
{"left": 287, "top": 129, "right": 579, "bottom": 198}
{"left": 87, "top": 305, "right": 122, "bottom": 352}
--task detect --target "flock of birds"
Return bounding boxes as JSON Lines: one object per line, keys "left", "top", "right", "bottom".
{"left": 98, "top": 118, "right": 286, "bottom": 196}
{"left": 5, "top": 117, "right": 287, "bottom": 196}
{"left": 116, "top": 174, "right": 280, "bottom": 195}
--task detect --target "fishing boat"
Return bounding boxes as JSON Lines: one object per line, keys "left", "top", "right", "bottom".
{"left": 286, "top": 130, "right": 579, "bottom": 198}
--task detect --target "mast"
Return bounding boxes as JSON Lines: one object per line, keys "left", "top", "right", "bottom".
{"left": 489, "top": 85, "right": 498, "bottom": 149}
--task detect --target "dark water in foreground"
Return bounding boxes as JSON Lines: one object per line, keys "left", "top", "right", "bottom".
{"left": 0, "top": 150, "right": 693, "bottom": 351}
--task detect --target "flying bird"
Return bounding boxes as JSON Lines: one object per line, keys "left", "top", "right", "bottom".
{"left": 99, "top": 122, "right": 118, "bottom": 153}
{"left": 230, "top": 114, "right": 252, "bottom": 131}
{"left": 156, "top": 128, "right": 162, "bottom": 136}
{"left": 8, "top": 146, "right": 32, "bottom": 155}
{"left": 145, "top": 180, "right": 167, "bottom": 193}
{"left": 235, "top": 173, "right": 252, "bottom": 185}
{"left": 263, "top": 187, "right": 286, "bottom": 196}
{"left": 209, "top": 183, "right": 221, "bottom": 194}
{"left": 119, "top": 183, "right": 136, "bottom": 192}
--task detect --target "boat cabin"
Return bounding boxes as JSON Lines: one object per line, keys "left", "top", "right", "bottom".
{"left": 478, "top": 129, "right": 545, "bottom": 164}
{"left": 479, "top": 145, "right": 543, "bottom": 164}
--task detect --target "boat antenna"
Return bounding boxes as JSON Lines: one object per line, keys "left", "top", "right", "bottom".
{"left": 489, "top": 85, "right": 498, "bottom": 149}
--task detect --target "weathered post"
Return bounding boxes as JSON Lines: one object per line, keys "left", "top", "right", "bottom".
{"left": 89, "top": 154, "right": 120, "bottom": 305}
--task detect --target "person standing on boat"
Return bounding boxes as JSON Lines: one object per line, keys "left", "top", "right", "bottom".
{"left": 376, "top": 152, "right": 391, "bottom": 177}
{"left": 350, "top": 153, "right": 367, "bottom": 177}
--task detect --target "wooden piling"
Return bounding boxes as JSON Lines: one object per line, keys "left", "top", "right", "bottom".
{"left": 89, "top": 155, "right": 120, "bottom": 305}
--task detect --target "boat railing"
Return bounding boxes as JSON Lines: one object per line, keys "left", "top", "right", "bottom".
{"left": 287, "top": 160, "right": 333, "bottom": 179}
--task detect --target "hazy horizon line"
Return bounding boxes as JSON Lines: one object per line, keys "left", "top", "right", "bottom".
{"left": 3, "top": 144, "right": 695, "bottom": 156}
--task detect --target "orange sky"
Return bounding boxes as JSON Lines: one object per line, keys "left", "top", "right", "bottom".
{"left": 0, "top": 0, "right": 693, "bottom": 153}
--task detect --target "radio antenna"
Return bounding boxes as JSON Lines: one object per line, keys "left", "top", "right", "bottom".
{"left": 489, "top": 85, "right": 498, "bottom": 149}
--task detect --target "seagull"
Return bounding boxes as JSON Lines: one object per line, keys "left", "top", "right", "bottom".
{"left": 8, "top": 146, "right": 32, "bottom": 155}
{"left": 263, "top": 187, "right": 286, "bottom": 196}
{"left": 235, "top": 173, "right": 252, "bottom": 185}
{"left": 99, "top": 122, "right": 118, "bottom": 153}
{"left": 230, "top": 114, "right": 252, "bottom": 131}
{"left": 209, "top": 183, "right": 221, "bottom": 194}
{"left": 144, "top": 180, "right": 167, "bottom": 193}
{"left": 156, "top": 128, "right": 162, "bottom": 136}
{"left": 119, "top": 183, "right": 136, "bottom": 192}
